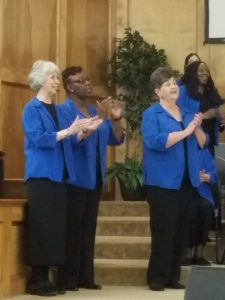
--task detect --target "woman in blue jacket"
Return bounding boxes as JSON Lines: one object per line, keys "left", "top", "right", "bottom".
{"left": 57, "top": 66, "right": 124, "bottom": 291}
{"left": 178, "top": 60, "right": 224, "bottom": 156}
{"left": 141, "top": 67, "right": 206, "bottom": 291}
{"left": 182, "top": 149, "right": 217, "bottom": 266}
{"left": 22, "top": 60, "right": 93, "bottom": 296}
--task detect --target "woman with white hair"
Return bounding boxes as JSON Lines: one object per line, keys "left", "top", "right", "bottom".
{"left": 22, "top": 60, "right": 96, "bottom": 296}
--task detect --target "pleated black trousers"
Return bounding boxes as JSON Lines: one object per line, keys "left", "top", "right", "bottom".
{"left": 58, "top": 183, "right": 101, "bottom": 286}
{"left": 145, "top": 183, "right": 195, "bottom": 286}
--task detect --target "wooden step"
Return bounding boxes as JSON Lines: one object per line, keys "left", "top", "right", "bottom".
{"left": 95, "top": 236, "right": 150, "bottom": 259}
{"left": 95, "top": 259, "right": 224, "bottom": 287}
{"left": 95, "top": 200, "right": 218, "bottom": 286}
{"left": 96, "top": 216, "right": 150, "bottom": 236}
{"left": 98, "top": 201, "right": 148, "bottom": 217}
{"left": 95, "top": 236, "right": 216, "bottom": 261}
{"left": 95, "top": 258, "right": 148, "bottom": 286}
{"left": 94, "top": 259, "right": 209, "bottom": 286}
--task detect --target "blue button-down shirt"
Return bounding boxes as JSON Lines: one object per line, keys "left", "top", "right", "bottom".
{"left": 141, "top": 102, "right": 201, "bottom": 189}
{"left": 59, "top": 98, "right": 124, "bottom": 189}
{"left": 22, "top": 97, "right": 77, "bottom": 182}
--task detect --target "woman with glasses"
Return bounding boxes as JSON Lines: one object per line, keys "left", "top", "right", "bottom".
{"left": 57, "top": 66, "right": 124, "bottom": 291}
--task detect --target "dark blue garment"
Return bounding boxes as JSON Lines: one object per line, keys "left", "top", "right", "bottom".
{"left": 197, "top": 149, "right": 217, "bottom": 206}
{"left": 141, "top": 102, "right": 202, "bottom": 189}
{"left": 59, "top": 98, "right": 124, "bottom": 189}
{"left": 177, "top": 85, "right": 200, "bottom": 113}
{"left": 22, "top": 97, "right": 77, "bottom": 182}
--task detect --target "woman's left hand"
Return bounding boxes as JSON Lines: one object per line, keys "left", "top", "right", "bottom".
{"left": 110, "top": 99, "right": 124, "bottom": 121}
{"left": 97, "top": 97, "right": 123, "bottom": 120}
{"left": 193, "top": 112, "right": 203, "bottom": 127}
{"left": 199, "top": 170, "right": 210, "bottom": 183}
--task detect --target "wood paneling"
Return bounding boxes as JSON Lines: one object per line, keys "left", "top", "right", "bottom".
{"left": 66, "top": 0, "right": 110, "bottom": 98}
{"left": 0, "top": 199, "right": 27, "bottom": 298}
{"left": 1, "top": 83, "right": 33, "bottom": 178}
{"left": 0, "top": 0, "right": 114, "bottom": 187}
{"left": 1, "top": 0, "right": 57, "bottom": 69}
{"left": 0, "top": 0, "right": 225, "bottom": 195}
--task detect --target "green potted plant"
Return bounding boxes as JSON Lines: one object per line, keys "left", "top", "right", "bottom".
{"left": 105, "top": 157, "right": 144, "bottom": 201}
{"left": 106, "top": 28, "right": 168, "bottom": 200}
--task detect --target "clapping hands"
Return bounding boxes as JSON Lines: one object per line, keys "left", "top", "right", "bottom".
{"left": 97, "top": 97, "right": 123, "bottom": 121}
{"left": 185, "top": 113, "right": 203, "bottom": 135}
{"left": 68, "top": 115, "right": 103, "bottom": 137}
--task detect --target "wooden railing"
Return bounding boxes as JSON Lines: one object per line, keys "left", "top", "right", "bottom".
{"left": 0, "top": 199, "right": 27, "bottom": 298}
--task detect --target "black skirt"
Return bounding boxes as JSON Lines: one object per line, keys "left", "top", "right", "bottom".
{"left": 25, "top": 178, "right": 67, "bottom": 266}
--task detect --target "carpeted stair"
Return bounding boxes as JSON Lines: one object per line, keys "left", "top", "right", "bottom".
{"left": 94, "top": 200, "right": 216, "bottom": 286}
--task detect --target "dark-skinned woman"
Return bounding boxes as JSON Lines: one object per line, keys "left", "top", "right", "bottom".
{"left": 57, "top": 66, "right": 124, "bottom": 291}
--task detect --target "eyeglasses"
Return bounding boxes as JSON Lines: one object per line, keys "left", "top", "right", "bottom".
{"left": 69, "top": 78, "right": 91, "bottom": 85}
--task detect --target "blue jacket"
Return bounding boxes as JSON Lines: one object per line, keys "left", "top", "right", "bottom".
{"left": 177, "top": 84, "right": 220, "bottom": 146}
{"left": 141, "top": 102, "right": 202, "bottom": 189}
{"left": 197, "top": 149, "right": 217, "bottom": 206}
{"left": 59, "top": 98, "right": 124, "bottom": 189}
{"left": 22, "top": 97, "right": 77, "bottom": 182}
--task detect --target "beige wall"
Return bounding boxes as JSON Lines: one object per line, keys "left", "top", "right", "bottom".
{"left": 115, "top": 0, "right": 225, "bottom": 96}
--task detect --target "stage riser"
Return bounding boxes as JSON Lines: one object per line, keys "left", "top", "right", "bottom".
{"left": 95, "top": 201, "right": 217, "bottom": 286}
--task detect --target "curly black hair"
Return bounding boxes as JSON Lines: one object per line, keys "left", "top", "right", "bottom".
{"left": 61, "top": 66, "right": 82, "bottom": 90}
{"left": 182, "top": 61, "right": 215, "bottom": 99}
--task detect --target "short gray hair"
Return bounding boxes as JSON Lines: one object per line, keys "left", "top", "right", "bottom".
{"left": 150, "top": 67, "right": 174, "bottom": 89}
{"left": 28, "top": 60, "right": 59, "bottom": 91}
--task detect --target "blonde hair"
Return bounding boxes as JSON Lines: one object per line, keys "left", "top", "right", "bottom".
{"left": 28, "top": 60, "right": 59, "bottom": 91}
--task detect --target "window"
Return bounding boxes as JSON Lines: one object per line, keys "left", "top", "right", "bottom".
{"left": 205, "top": 0, "right": 225, "bottom": 43}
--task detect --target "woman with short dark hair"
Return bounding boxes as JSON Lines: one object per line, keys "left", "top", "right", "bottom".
{"left": 57, "top": 65, "right": 124, "bottom": 291}
{"left": 142, "top": 67, "right": 206, "bottom": 291}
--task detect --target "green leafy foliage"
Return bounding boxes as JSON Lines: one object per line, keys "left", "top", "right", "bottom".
{"left": 108, "top": 28, "right": 168, "bottom": 131}
{"left": 105, "top": 157, "right": 143, "bottom": 191}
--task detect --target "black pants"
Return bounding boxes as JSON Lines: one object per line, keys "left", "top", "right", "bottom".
{"left": 186, "top": 195, "right": 214, "bottom": 247}
{"left": 58, "top": 184, "right": 101, "bottom": 286}
{"left": 25, "top": 178, "right": 67, "bottom": 266}
{"left": 145, "top": 183, "right": 195, "bottom": 286}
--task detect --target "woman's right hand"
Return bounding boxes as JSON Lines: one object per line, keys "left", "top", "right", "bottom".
{"left": 67, "top": 116, "right": 94, "bottom": 136}
{"left": 185, "top": 113, "right": 203, "bottom": 135}
{"left": 57, "top": 116, "right": 101, "bottom": 142}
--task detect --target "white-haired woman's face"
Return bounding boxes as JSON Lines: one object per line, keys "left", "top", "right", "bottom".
{"left": 42, "top": 71, "right": 60, "bottom": 95}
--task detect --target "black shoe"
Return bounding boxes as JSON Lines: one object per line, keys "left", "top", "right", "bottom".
{"left": 56, "top": 286, "right": 66, "bottom": 295}
{"left": 57, "top": 289, "right": 66, "bottom": 295}
{"left": 167, "top": 282, "right": 185, "bottom": 289}
{"left": 149, "top": 282, "right": 165, "bottom": 291}
{"left": 181, "top": 257, "right": 193, "bottom": 266}
{"left": 79, "top": 283, "right": 102, "bottom": 290}
{"left": 57, "top": 282, "right": 79, "bottom": 291}
{"left": 193, "top": 256, "right": 211, "bottom": 266}
{"left": 27, "top": 281, "right": 58, "bottom": 296}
